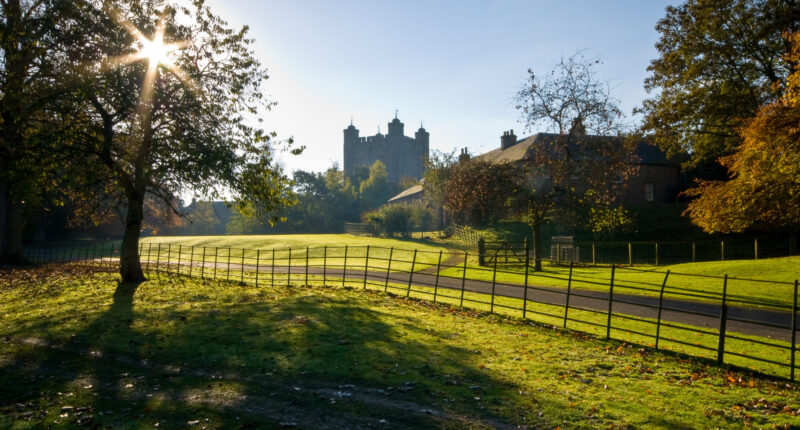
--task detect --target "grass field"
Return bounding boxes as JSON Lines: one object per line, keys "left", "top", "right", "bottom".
{"left": 2, "top": 265, "right": 800, "bottom": 428}
{"left": 139, "top": 234, "right": 454, "bottom": 273}
{"left": 438, "top": 255, "right": 800, "bottom": 309}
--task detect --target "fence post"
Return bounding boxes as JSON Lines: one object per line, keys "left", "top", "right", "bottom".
{"left": 523, "top": 239, "right": 530, "bottom": 319}
{"left": 717, "top": 274, "right": 729, "bottom": 365}
{"left": 323, "top": 245, "right": 327, "bottom": 285}
{"left": 792, "top": 280, "right": 798, "bottom": 381}
{"left": 721, "top": 240, "right": 725, "bottom": 261}
{"left": 433, "top": 250, "right": 442, "bottom": 302}
{"left": 240, "top": 248, "right": 245, "bottom": 284}
{"left": 147, "top": 243, "right": 153, "bottom": 274}
{"left": 213, "top": 247, "right": 218, "bottom": 280}
{"left": 754, "top": 238, "right": 758, "bottom": 260}
{"left": 692, "top": 242, "right": 696, "bottom": 262}
{"left": 384, "top": 247, "right": 394, "bottom": 292}
{"left": 592, "top": 242, "right": 596, "bottom": 267}
{"left": 287, "top": 248, "right": 292, "bottom": 288}
{"left": 189, "top": 246, "right": 194, "bottom": 277}
{"left": 271, "top": 249, "right": 275, "bottom": 287}
{"left": 654, "top": 242, "right": 659, "bottom": 266}
{"left": 155, "top": 244, "right": 161, "bottom": 273}
{"left": 306, "top": 247, "right": 310, "bottom": 286}
{"left": 460, "top": 252, "right": 468, "bottom": 307}
{"left": 167, "top": 244, "right": 172, "bottom": 274}
{"left": 478, "top": 237, "right": 486, "bottom": 266}
{"left": 342, "top": 245, "right": 348, "bottom": 288}
{"left": 489, "top": 251, "right": 498, "bottom": 314}
{"left": 627, "top": 242, "right": 632, "bottom": 266}
{"left": 563, "top": 261, "right": 574, "bottom": 328}
{"left": 655, "top": 270, "right": 670, "bottom": 350}
{"left": 363, "top": 245, "right": 369, "bottom": 289}
{"left": 226, "top": 247, "right": 232, "bottom": 281}
{"left": 406, "top": 249, "right": 417, "bottom": 298}
{"left": 606, "top": 264, "right": 616, "bottom": 339}
{"left": 201, "top": 246, "right": 206, "bottom": 279}
{"left": 177, "top": 245, "right": 182, "bottom": 275}
{"left": 255, "top": 249, "right": 261, "bottom": 287}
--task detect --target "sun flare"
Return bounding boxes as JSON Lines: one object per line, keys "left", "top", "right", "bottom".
{"left": 136, "top": 30, "right": 178, "bottom": 68}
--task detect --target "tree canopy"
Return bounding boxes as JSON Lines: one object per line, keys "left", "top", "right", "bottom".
{"left": 513, "top": 53, "right": 637, "bottom": 269}
{"left": 684, "top": 32, "right": 800, "bottom": 233}
{"left": 58, "top": 0, "right": 295, "bottom": 280}
{"left": 639, "top": 0, "right": 800, "bottom": 167}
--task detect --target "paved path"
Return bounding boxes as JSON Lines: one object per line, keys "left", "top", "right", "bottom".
{"left": 151, "top": 260, "right": 795, "bottom": 343}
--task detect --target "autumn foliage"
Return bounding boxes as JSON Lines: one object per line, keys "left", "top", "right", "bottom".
{"left": 684, "top": 33, "right": 800, "bottom": 233}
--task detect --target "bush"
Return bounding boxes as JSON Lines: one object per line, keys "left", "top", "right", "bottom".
{"left": 362, "top": 203, "right": 435, "bottom": 238}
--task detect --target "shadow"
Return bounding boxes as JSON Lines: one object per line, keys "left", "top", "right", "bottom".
{"left": 0, "top": 268, "right": 611, "bottom": 428}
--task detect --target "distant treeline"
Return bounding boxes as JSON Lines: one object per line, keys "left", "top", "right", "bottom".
{"left": 31, "top": 163, "right": 410, "bottom": 240}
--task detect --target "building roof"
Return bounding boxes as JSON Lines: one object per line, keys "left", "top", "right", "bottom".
{"left": 388, "top": 178, "right": 425, "bottom": 203}
{"left": 477, "top": 133, "right": 679, "bottom": 166}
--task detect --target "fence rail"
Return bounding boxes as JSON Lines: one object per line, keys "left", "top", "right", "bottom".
{"left": 473, "top": 234, "right": 798, "bottom": 267}
{"left": 21, "top": 240, "right": 800, "bottom": 381}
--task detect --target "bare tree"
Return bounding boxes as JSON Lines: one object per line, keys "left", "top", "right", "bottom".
{"left": 513, "top": 53, "right": 637, "bottom": 270}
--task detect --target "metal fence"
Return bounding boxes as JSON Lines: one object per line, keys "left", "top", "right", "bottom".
{"left": 22, "top": 240, "right": 800, "bottom": 381}
{"left": 472, "top": 234, "right": 797, "bottom": 267}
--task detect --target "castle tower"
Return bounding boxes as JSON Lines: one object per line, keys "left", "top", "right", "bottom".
{"left": 343, "top": 115, "right": 429, "bottom": 183}
{"left": 343, "top": 122, "right": 359, "bottom": 174}
{"left": 415, "top": 124, "right": 430, "bottom": 178}
{"left": 388, "top": 117, "right": 404, "bottom": 136}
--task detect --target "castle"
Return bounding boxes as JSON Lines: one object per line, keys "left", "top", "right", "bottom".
{"left": 343, "top": 115, "right": 429, "bottom": 183}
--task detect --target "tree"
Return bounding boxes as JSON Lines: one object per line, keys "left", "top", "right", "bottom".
{"left": 62, "top": 1, "right": 294, "bottom": 281}
{"left": 359, "top": 160, "right": 391, "bottom": 210}
{"left": 684, "top": 32, "right": 800, "bottom": 233}
{"left": 183, "top": 201, "right": 221, "bottom": 235}
{"left": 423, "top": 149, "right": 457, "bottom": 207}
{"left": 443, "top": 158, "right": 516, "bottom": 227}
{"left": 639, "top": 0, "right": 800, "bottom": 167}
{"left": 362, "top": 203, "right": 435, "bottom": 238}
{"left": 513, "top": 53, "right": 637, "bottom": 270}
{"left": 0, "top": 0, "right": 71, "bottom": 263}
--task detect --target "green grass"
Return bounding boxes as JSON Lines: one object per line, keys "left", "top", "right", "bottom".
{"left": 438, "top": 256, "right": 800, "bottom": 309}
{"left": 139, "top": 234, "right": 453, "bottom": 272}
{"left": 140, "top": 234, "right": 800, "bottom": 309}
{"left": 2, "top": 265, "right": 800, "bottom": 428}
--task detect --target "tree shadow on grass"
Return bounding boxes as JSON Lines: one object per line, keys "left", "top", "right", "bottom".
{"left": 1, "top": 268, "right": 606, "bottom": 428}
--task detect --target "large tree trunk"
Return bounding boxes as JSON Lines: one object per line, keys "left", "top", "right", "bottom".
{"left": 532, "top": 220, "right": 542, "bottom": 272}
{"left": 0, "top": 0, "right": 28, "bottom": 265}
{"left": 120, "top": 190, "right": 146, "bottom": 282}
{"left": 0, "top": 184, "right": 26, "bottom": 265}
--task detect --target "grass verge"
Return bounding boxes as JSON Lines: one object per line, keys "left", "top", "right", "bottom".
{"left": 2, "top": 265, "right": 800, "bottom": 428}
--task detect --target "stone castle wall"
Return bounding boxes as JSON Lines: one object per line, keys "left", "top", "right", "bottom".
{"left": 343, "top": 117, "right": 429, "bottom": 183}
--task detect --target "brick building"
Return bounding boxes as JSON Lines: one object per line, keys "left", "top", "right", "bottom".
{"left": 477, "top": 130, "right": 680, "bottom": 204}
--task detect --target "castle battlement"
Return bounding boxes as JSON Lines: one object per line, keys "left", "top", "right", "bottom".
{"left": 343, "top": 116, "right": 429, "bottom": 184}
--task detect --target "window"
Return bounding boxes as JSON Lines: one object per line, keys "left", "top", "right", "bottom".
{"left": 644, "top": 183, "right": 655, "bottom": 202}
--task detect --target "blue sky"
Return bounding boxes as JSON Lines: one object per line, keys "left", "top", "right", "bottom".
{"left": 205, "top": 0, "right": 677, "bottom": 175}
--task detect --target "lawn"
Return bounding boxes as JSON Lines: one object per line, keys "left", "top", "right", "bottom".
{"left": 139, "top": 234, "right": 454, "bottom": 273}
{"left": 438, "top": 256, "right": 800, "bottom": 309}
{"left": 31, "top": 234, "right": 800, "bottom": 309}
{"left": 2, "top": 265, "right": 800, "bottom": 428}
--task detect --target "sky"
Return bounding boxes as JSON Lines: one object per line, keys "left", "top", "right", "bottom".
{"left": 204, "top": 0, "right": 677, "bottom": 175}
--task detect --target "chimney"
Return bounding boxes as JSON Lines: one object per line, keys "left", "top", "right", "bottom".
{"left": 458, "top": 147, "right": 470, "bottom": 162}
{"left": 501, "top": 129, "right": 517, "bottom": 150}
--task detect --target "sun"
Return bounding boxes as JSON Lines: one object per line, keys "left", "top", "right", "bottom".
{"left": 136, "top": 29, "right": 179, "bottom": 68}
